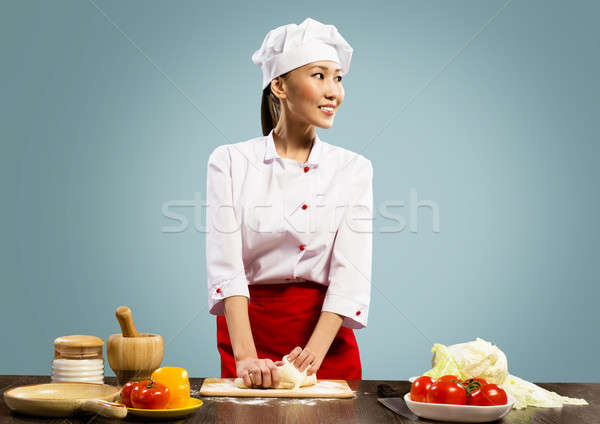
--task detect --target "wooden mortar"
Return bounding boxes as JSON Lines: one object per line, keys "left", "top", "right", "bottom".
{"left": 106, "top": 306, "right": 164, "bottom": 386}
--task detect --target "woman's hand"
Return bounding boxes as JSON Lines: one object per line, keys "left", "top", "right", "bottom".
{"left": 287, "top": 312, "right": 344, "bottom": 377}
{"left": 287, "top": 346, "right": 324, "bottom": 376}
{"left": 236, "top": 357, "right": 281, "bottom": 388}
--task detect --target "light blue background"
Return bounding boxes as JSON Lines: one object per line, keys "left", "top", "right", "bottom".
{"left": 1, "top": 0, "right": 598, "bottom": 382}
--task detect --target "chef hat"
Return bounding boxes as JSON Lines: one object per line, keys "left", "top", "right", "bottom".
{"left": 252, "top": 17, "right": 353, "bottom": 91}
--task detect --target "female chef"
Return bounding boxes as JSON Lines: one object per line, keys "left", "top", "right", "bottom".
{"left": 205, "top": 18, "right": 373, "bottom": 388}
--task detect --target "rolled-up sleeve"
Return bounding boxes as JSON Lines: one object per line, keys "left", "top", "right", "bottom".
{"left": 205, "top": 145, "right": 250, "bottom": 315}
{"left": 322, "top": 157, "right": 373, "bottom": 329}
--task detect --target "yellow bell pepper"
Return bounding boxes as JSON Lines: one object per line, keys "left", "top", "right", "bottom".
{"left": 150, "top": 366, "right": 191, "bottom": 408}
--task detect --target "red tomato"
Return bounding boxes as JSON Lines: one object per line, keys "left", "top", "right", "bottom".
{"left": 426, "top": 381, "right": 467, "bottom": 405}
{"left": 467, "top": 384, "right": 508, "bottom": 406}
{"left": 463, "top": 377, "right": 488, "bottom": 386}
{"left": 461, "top": 377, "right": 489, "bottom": 395}
{"left": 436, "top": 375, "right": 462, "bottom": 383}
{"left": 410, "top": 376, "right": 433, "bottom": 402}
{"left": 120, "top": 381, "right": 138, "bottom": 407}
{"left": 130, "top": 380, "right": 170, "bottom": 409}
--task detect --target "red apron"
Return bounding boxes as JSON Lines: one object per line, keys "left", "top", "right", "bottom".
{"left": 217, "top": 281, "right": 362, "bottom": 380}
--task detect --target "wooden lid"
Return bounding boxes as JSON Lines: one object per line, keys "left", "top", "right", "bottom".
{"left": 54, "top": 335, "right": 104, "bottom": 359}
{"left": 54, "top": 335, "right": 104, "bottom": 348}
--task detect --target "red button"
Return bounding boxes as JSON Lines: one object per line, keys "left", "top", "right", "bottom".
{"left": 301, "top": 204, "right": 308, "bottom": 210}
{"left": 304, "top": 166, "right": 310, "bottom": 173}
{"left": 355, "top": 310, "right": 361, "bottom": 316}
{"left": 299, "top": 244, "right": 305, "bottom": 251}
{"left": 216, "top": 288, "right": 222, "bottom": 294}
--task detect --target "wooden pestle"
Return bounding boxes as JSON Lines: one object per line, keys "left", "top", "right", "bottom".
{"left": 115, "top": 306, "right": 139, "bottom": 337}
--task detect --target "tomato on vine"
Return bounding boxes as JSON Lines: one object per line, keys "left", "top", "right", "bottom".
{"left": 130, "top": 380, "right": 170, "bottom": 409}
{"left": 436, "top": 375, "right": 462, "bottom": 383}
{"left": 467, "top": 384, "right": 508, "bottom": 406}
{"left": 426, "top": 381, "right": 467, "bottom": 405}
{"left": 410, "top": 376, "right": 433, "bottom": 402}
{"left": 120, "top": 381, "right": 138, "bottom": 407}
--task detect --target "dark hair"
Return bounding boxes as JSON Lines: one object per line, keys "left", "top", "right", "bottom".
{"left": 260, "top": 72, "right": 290, "bottom": 136}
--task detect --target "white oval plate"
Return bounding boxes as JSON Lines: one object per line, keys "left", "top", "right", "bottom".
{"left": 404, "top": 393, "right": 515, "bottom": 423}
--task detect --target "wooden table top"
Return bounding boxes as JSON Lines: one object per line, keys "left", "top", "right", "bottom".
{"left": 1, "top": 375, "right": 597, "bottom": 423}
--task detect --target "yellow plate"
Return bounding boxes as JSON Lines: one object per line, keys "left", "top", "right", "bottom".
{"left": 126, "top": 398, "right": 203, "bottom": 419}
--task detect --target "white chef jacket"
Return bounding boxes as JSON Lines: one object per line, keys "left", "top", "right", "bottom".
{"left": 205, "top": 129, "right": 373, "bottom": 329}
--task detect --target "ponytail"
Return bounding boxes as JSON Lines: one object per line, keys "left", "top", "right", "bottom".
{"left": 259, "top": 72, "right": 289, "bottom": 136}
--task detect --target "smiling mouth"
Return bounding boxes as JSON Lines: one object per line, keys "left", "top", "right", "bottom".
{"left": 318, "top": 106, "right": 335, "bottom": 115}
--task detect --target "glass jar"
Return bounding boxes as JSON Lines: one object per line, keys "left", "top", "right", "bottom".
{"left": 51, "top": 335, "right": 104, "bottom": 384}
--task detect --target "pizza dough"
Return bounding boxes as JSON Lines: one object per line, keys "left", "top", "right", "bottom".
{"left": 235, "top": 355, "right": 317, "bottom": 389}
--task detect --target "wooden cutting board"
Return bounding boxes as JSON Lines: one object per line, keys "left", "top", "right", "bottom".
{"left": 199, "top": 378, "right": 354, "bottom": 398}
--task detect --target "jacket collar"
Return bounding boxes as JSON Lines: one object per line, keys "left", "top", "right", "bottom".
{"left": 264, "top": 129, "right": 322, "bottom": 166}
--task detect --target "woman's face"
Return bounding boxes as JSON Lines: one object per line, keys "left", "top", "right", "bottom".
{"left": 276, "top": 60, "right": 345, "bottom": 129}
